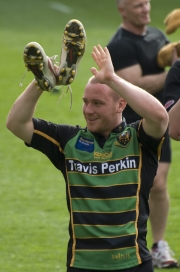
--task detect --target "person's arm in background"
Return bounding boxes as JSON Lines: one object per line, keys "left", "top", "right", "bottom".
{"left": 116, "top": 64, "right": 168, "bottom": 95}
{"left": 117, "top": 46, "right": 179, "bottom": 95}
{"left": 168, "top": 99, "right": 180, "bottom": 140}
{"left": 107, "top": 33, "right": 178, "bottom": 95}
{"left": 164, "top": 58, "right": 180, "bottom": 140}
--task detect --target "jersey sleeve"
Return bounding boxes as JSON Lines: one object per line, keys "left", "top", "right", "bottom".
{"left": 131, "top": 120, "right": 168, "bottom": 162}
{"left": 25, "top": 118, "right": 79, "bottom": 171}
{"left": 107, "top": 39, "right": 138, "bottom": 71}
{"left": 164, "top": 59, "right": 180, "bottom": 111}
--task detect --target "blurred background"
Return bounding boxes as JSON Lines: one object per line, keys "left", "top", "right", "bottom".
{"left": 1, "top": 0, "right": 180, "bottom": 271}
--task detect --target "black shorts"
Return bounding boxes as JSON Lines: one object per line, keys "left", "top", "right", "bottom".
{"left": 160, "top": 134, "right": 171, "bottom": 163}
{"left": 67, "top": 259, "right": 153, "bottom": 272}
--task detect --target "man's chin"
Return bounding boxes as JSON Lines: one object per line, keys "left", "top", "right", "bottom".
{"left": 87, "top": 125, "right": 98, "bottom": 134}
{"left": 87, "top": 127, "right": 96, "bottom": 133}
{"left": 146, "top": 17, "right": 151, "bottom": 24}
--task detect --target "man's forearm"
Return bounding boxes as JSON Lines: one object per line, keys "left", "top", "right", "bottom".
{"left": 107, "top": 74, "right": 168, "bottom": 138}
{"left": 116, "top": 67, "right": 168, "bottom": 95}
{"left": 138, "top": 71, "right": 168, "bottom": 95}
{"left": 6, "top": 80, "right": 43, "bottom": 142}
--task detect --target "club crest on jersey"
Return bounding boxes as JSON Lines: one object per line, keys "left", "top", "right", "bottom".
{"left": 75, "top": 136, "right": 94, "bottom": 152}
{"left": 115, "top": 129, "right": 131, "bottom": 148}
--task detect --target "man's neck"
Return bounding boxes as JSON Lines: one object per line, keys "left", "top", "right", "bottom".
{"left": 121, "top": 23, "right": 147, "bottom": 36}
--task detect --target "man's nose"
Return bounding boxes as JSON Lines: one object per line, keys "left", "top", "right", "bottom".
{"left": 84, "top": 103, "right": 94, "bottom": 113}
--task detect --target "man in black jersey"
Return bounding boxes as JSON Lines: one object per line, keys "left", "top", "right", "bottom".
{"left": 107, "top": 0, "right": 179, "bottom": 268}
{"left": 164, "top": 59, "right": 180, "bottom": 140}
{"left": 6, "top": 42, "right": 169, "bottom": 272}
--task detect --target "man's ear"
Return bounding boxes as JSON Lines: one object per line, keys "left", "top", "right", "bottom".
{"left": 117, "top": 98, "right": 127, "bottom": 113}
{"left": 117, "top": 4, "right": 125, "bottom": 16}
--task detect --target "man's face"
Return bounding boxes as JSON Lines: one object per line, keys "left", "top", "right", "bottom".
{"left": 121, "top": 0, "right": 151, "bottom": 27}
{"left": 82, "top": 83, "right": 124, "bottom": 138}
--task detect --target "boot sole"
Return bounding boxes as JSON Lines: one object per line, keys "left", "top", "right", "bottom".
{"left": 23, "top": 42, "right": 56, "bottom": 91}
{"left": 58, "top": 19, "right": 86, "bottom": 85}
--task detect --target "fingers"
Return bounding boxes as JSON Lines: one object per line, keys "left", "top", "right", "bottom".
{"left": 91, "top": 45, "right": 106, "bottom": 78}
{"left": 92, "top": 45, "right": 103, "bottom": 63}
{"left": 90, "top": 67, "right": 98, "bottom": 76}
{"left": 103, "top": 46, "right": 111, "bottom": 58}
{"left": 92, "top": 45, "right": 109, "bottom": 59}
{"left": 91, "top": 45, "right": 104, "bottom": 69}
{"left": 90, "top": 45, "right": 114, "bottom": 82}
